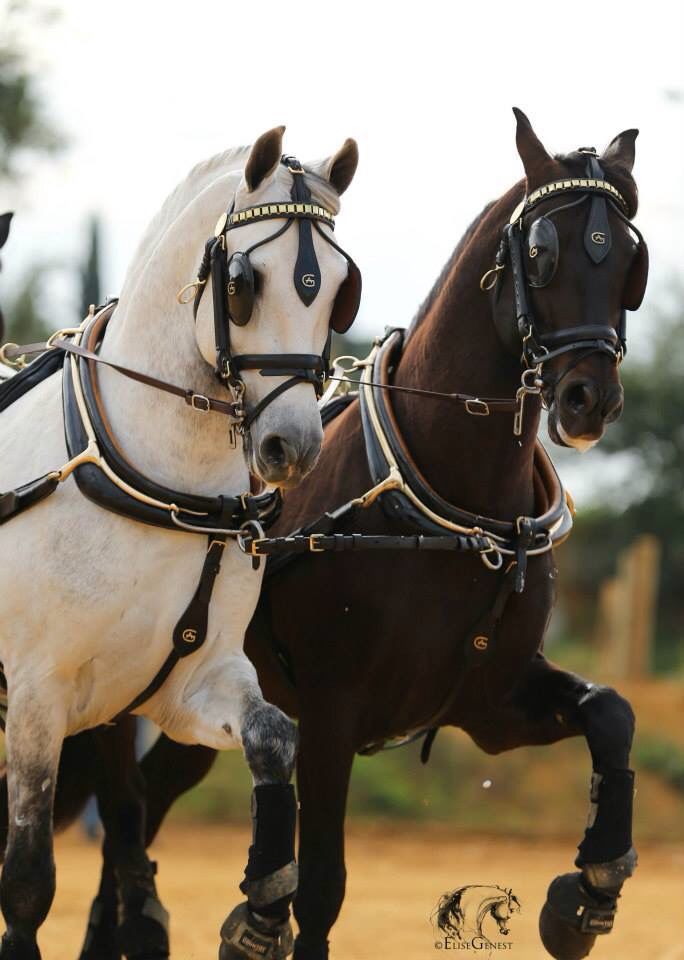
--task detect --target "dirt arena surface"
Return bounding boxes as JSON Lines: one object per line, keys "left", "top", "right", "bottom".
{"left": 26, "top": 822, "right": 681, "bottom": 959}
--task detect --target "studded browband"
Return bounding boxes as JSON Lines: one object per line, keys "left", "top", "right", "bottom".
{"left": 224, "top": 202, "right": 335, "bottom": 230}
{"left": 508, "top": 177, "right": 629, "bottom": 223}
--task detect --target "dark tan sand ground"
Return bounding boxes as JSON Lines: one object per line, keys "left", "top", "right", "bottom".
{"left": 30, "top": 823, "right": 682, "bottom": 959}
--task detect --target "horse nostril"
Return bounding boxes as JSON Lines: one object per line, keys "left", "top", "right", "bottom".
{"left": 563, "top": 380, "right": 597, "bottom": 415}
{"left": 260, "top": 435, "right": 295, "bottom": 468}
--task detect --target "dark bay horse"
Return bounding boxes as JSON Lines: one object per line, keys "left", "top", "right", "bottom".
{"left": 0, "top": 112, "right": 648, "bottom": 960}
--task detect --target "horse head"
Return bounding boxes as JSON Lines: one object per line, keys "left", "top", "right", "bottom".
{"left": 193, "top": 127, "right": 360, "bottom": 488}
{"left": 491, "top": 109, "right": 647, "bottom": 451}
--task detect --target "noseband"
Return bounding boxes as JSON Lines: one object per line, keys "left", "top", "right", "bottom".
{"left": 180, "top": 155, "right": 361, "bottom": 435}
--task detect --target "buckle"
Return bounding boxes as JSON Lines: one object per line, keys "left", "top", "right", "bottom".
{"left": 309, "top": 534, "right": 325, "bottom": 553}
{"left": 190, "top": 393, "right": 211, "bottom": 413}
{"left": 465, "top": 398, "right": 490, "bottom": 416}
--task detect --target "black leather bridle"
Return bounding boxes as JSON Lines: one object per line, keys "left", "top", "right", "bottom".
{"left": 180, "top": 155, "right": 361, "bottom": 434}
{"left": 482, "top": 150, "right": 649, "bottom": 424}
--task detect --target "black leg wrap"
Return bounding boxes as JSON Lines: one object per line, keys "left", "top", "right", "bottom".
{"left": 576, "top": 769, "right": 634, "bottom": 865}
{"left": 293, "top": 936, "right": 329, "bottom": 960}
{"left": 241, "top": 785, "right": 298, "bottom": 919}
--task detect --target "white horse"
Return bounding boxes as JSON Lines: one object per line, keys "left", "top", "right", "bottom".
{"left": 0, "top": 126, "right": 358, "bottom": 959}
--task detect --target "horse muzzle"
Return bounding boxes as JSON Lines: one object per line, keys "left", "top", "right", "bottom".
{"left": 547, "top": 375, "right": 623, "bottom": 451}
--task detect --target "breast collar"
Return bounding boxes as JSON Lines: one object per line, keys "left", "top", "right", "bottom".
{"left": 238, "top": 329, "right": 573, "bottom": 596}
{"left": 358, "top": 330, "right": 573, "bottom": 582}
{"left": 60, "top": 302, "right": 281, "bottom": 538}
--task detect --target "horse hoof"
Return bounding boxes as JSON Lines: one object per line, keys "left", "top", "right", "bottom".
{"left": 78, "top": 897, "right": 121, "bottom": 960}
{"left": 220, "top": 902, "right": 293, "bottom": 960}
{"left": 117, "top": 894, "right": 170, "bottom": 960}
{"left": 539, "top": 872, "right": 618, "bottom": 960}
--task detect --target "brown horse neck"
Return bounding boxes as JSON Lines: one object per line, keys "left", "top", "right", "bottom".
{"left": 390, "top": 192, "right": 541, "bottom": 520}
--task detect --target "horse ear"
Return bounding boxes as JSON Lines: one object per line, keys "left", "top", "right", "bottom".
{"left": 307, "top": 138, "right": 359, "bottom": 196}
{"left": 602, "top": 129, "right": 639, "bottom": 173}
{"left": 512, "top": 107, "right": 554, "bottom": 186}
{"left": 0, "top": 211, "right": 13, "bottom": 249}
{"left": 245, "top": 126, "right": 286, "bottom": 193}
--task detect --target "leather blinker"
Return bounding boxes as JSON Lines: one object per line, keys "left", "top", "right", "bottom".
{"left": 330, "top": 256, "right": 362, "bottom": 333}
{"left": 622, "top": 237, "right": 649, "bottom": 311}
{"left": 526, "top": 216, "right": 558, "bottom": 288}
{"left": 227, "top": 252, "right": 255, "bottom": 327}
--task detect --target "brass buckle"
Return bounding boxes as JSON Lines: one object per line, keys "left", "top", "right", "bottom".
{"left": 309, "top": 534, "right": 325, "bottom": 553}
{"left": 465, "top": 398, "right": 490, "bottom": 416}
{"left": 190, "top": 393, "right": 211, "bottom": 413}
{"left": 248, "top": 539, "right": 266, "bottom": 556}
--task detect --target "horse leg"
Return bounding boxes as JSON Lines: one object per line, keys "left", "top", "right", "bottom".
{"left": 80, "top": 719, "right": 169, "bottom": 960}
{"left": 0, "top": 682, "right": 66, "bottom": 959}
{"left": 219, "top": 689, "right": 298, "bottom": 960}
{"left": 138, "top": 735, "right": 217, "bottom": 845}
{"left": 467, "top": 653, "right": 637, "bottom": 960}
{"left": 77, "top": 732, "right": 217, "bottom": 960}
{"left": 0, "top": 730, "right": 98, "bottom": 863}
{"left": 292, "top": 710, "right": 355, "bottom": 960}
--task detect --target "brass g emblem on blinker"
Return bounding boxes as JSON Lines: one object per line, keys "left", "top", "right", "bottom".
{"left": 227, "top": 280, "right": 237, "bottom": 296}
{"left": 301, "top": 274, "right": 317, "bottom": 288}
{"left": 182, "top": 628, "right": 198, "bottom": 644}
{"left": 473, "top": 635, "right": 489, "bottom": 651}
{"left": 529, "top": 246, "right": 539, "bottom": 258}
{"left": 591, "top": 231, "right": 606, "bottom": 245}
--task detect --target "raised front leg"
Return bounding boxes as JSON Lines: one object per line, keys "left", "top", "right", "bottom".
{"left": 0, "top": 682, "right": 66, "bottom": 960}
{"left": 219, "top": 692, "right": 299, "bottom": 960}
{"left": 292, "top": 710, "right": 355, "bottom": 960}
{"left": 466, "top": 653, "right": 637, "bottom": 960}
{"left": 80, "top": 719, "right": 169, "bottom": 960}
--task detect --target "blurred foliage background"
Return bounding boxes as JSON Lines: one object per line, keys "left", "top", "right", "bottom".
{"left": 1, "top": 1, "right": 682, "bottom": 841}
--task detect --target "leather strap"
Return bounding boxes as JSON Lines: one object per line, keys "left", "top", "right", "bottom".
{"left": 245, "top": 531, "right": 492, "bottom": 557}
{"left": 114, "top": 535, "right": 227, "bottom": 719}
{"left": 52, "top": 336, "right": 241, "bottom": 418}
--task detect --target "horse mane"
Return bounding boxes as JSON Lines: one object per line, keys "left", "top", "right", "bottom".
{"left": 406, "top": 200, "right": 496, "bottom": 340}
{"left": 406, "top": 146, "right": 639, "bottom": 342}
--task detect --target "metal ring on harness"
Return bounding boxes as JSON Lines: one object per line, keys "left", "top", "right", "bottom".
{"left": 479, "top": 541, "right": 504, "bottom": 571}
{"left": 237, "top": 518, "right": 266, "bottom": 556}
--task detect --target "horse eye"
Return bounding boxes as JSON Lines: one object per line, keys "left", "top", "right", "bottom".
{"left": 252, "top": 269, "right": 263, "bottom": 295}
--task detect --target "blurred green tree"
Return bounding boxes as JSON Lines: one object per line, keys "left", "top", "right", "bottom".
{"left": 557, "top": 295, "right": 684, "bottom": 671}
{"left": 0, "top": 0, "right": 64, "bottom": 179}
